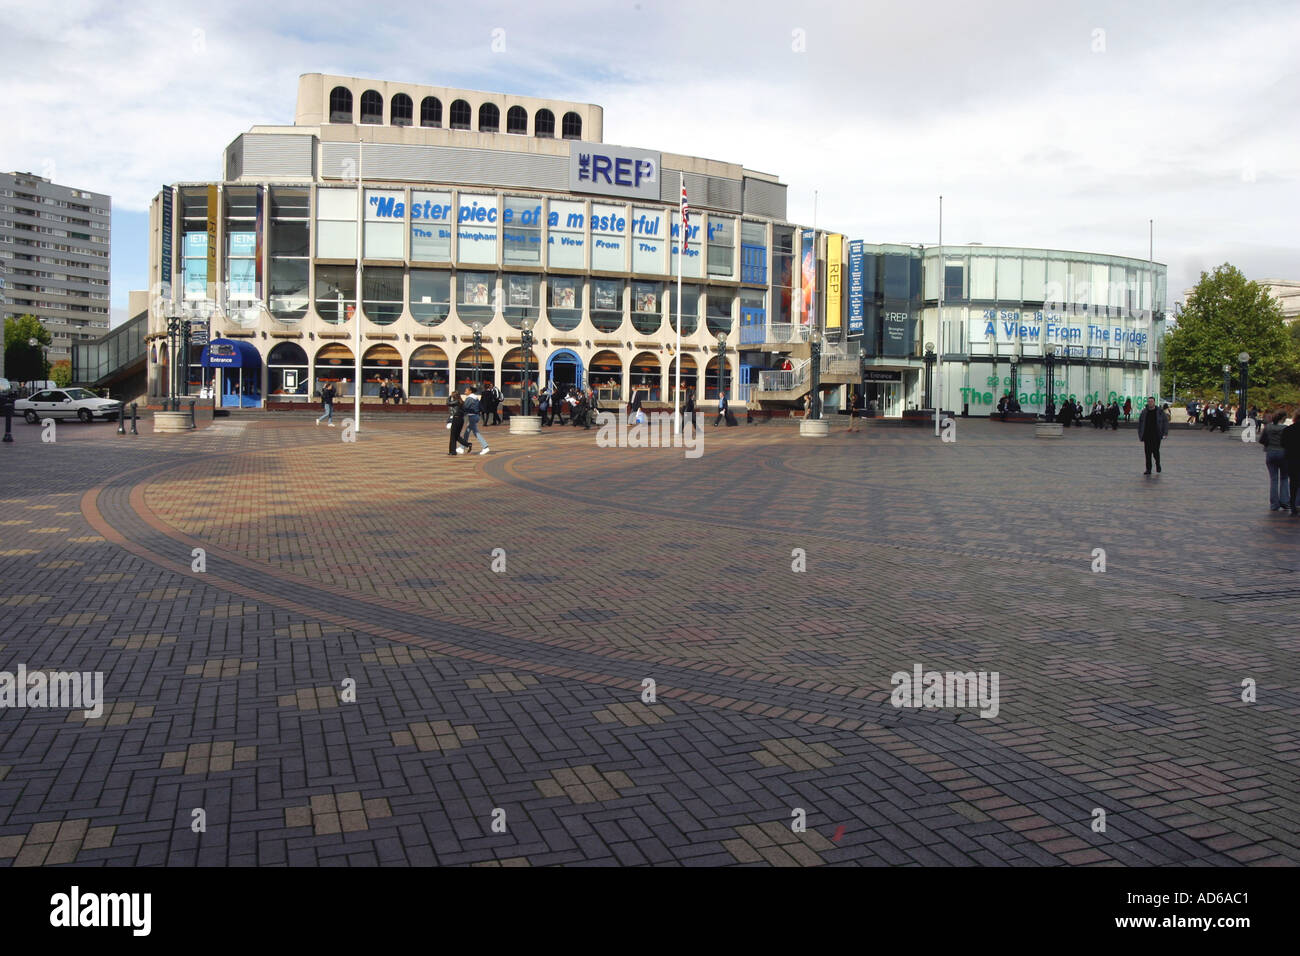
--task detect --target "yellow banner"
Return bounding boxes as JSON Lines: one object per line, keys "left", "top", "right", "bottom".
{"left": 206, "top": 184, "right": 219, "bottom": 291}
{"left": 826, "top": 233, "right": 842, "bottom": 329}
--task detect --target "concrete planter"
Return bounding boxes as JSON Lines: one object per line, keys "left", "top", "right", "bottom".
{"left": 509, "top": 415, "right": 542, "bottom": 436}
{"left": 153, "top": 411, "right": 193, "bottom": 433}
{"left": 799, "top": 419, "right": 830, "bottom": 437}
{"left": 1035, "top": 423, "right": 1064, "bottom": 439}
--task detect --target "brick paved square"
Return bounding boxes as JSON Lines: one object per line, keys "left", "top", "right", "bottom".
{"left": 0, "top": 417, "right": 1296, "bottom": 867}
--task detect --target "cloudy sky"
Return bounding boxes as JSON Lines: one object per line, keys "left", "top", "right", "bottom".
{"left": 3, "top": 0, "right": 1297, "bottom": 325}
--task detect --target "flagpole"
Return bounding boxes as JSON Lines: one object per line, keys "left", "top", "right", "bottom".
{"left": 674, "top": 170, "right": 683, "bottom": 435}
{"left": 1147, "top": 218, "right": 1154, "bottom": 400}
{"left": 353, "top": 140, "right": 363, "bottom": 432}
{"left": 935, "top": 195, "right": 942, "bottom": 437}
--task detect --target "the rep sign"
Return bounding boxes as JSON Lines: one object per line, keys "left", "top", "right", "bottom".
{"left": 569, "top": 142, "right": 660, "bottom": 200}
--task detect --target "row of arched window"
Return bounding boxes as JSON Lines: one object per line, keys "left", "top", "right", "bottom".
{"left": 328, "top": 87, "right": 582, "bottom": 138}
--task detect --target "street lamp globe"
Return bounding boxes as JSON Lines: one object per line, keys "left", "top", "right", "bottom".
{"left": 716, "top": 331, "right": 727, "bottom": 349}
{"left": 469, "top": 320, "right": 484, "bottom": 334}
{"left": 1223, "top": 364, "right": 1231, "bottom": 374}
{"left": 809, "top": 325, "right": 822, "bottom": 346}
{"left": 28, "top": 337, "right": 38, "bottom": 348}
{"left": 520, "top": 316, "right": 535, "bottom": 333}
{"left": 924, "top": 342, "right": 935, "bottom": 354}
{"left": 1238, "top": 351, "right": 1250, "bottom": 364}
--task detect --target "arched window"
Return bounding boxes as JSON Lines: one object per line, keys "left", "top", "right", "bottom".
{"left": 506, "top": 106, "right": 527, "bottom": 134}
{"left": 420, "top": 96, "right": 442, "bottom": 128}
{"left": 478, "top": 103, "right": 500, "bottom": 132}
{"left": 390, "top": 93, "right": 413, "bottom": 127}
{"left": 561, "top": 112, "right": 582, "bottom": 140}
{"left": 449, "top": 99, "right": 471, "bottom": 130}
{"left": 360, "top": 90, "right": 383, "bottom": 124}
{"left": 329, "top": 87, "right": 353, "bottom": 123}
{"left": 534, "top": 109, "right": 555, "bottom": 138}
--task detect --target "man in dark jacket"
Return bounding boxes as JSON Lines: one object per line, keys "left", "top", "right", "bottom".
{"left": 316, "top": 382, "right": 336, "bottom": 427}
{"left": 1137, "top": 397, "right": 1168, "bottom": 475}
{"left": 1058, "top": 397, "right": 1074, "bottom": 428}
{"left": 446, "top": 391, "right": 471, "bottom": 456}
{"left": 1281, "top": 412, "right": 1300, "bottom": 516}
{"left": 682, "top": 385, "right": 696, "bottom": 433}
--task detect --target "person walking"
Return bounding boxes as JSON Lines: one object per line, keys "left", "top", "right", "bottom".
{"left": 627, "top": 384, "right": 645, "bottom": 425}
{"left": 1260, "top": 410, "right": 1291, "bottom": 512}
{"left": 1058, "top": 397, "right": 1074, "bottom": 428}
{"left": 714, "top": 391, "right": 737, "bottom": 426}
{"left": 681, "top": 385, "right": 696, "bottom": 433}
{"left": 446, "top": 390, "right": 472, "bottom": 456}
{"left": 462, "top": 386, "right": 491, "bottom": 454}
{"left": 1108, "top": 400, "right": 1120, "bottom": 430}
{"left": 1138, "top": 396, "right": 1167, "bottom": 475}
{"left": 1123, "top": 397, "right": 1132, "bottom": 422}
{"left": 315, "top": 381, "right": 336, "bottom": 427}
{"left": 847, "top": 388, "right": 864, "bottom": 433}
{"left": 1281, "top": 408, "right": 1300, "bottom": 516}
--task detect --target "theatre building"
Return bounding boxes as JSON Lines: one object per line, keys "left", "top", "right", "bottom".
{"left": 143, "top": 72, "right": 824, "bottom": 410}
{"left": 141, "top": 73, "right": 1166, "bottom": 417}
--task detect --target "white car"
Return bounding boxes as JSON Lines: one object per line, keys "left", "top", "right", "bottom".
{"left": 15, "top": 388, "right": 122, "bottom": 424}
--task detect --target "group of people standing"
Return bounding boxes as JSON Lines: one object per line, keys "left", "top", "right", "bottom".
{"left": 1186, "top": 399, "right": 1257, "bottom": 433}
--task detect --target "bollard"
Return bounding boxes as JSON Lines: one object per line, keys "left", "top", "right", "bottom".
{"left": 188, "top": 399, "right": 196, "bottom": 430}
{"left": 117, "top": 408, "right": 126, "bottom": 435}
{"left": 2, "top": 402, "right": 12, "bottom": 444}
{"left": 130, "top": 403, "right": 138, "bottom": 435}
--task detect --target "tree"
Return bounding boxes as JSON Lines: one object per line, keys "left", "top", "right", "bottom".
{"left": 1163, "top": 264, "right": 1296, "bottom": 397}
{"left": 3, "top": 315, "right": 52, "bottom": 385}
{"left": 50, "top": 359, "right": 72, "bottom": 387}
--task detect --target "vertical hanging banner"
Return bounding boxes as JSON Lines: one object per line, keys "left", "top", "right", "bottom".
{"left": 848, "top": 240, "right": 864, "bottom": 335}
{"left": 160, "top": 186, "right": 173, "bottom": 301}
{"left": 206, "top": 184, "right": 219, "bottom": 299}
{"left": 800, "top": 231, "right": 815, "bottom": 325}
{"left": 826, "top": 234, "right": 842, "bottom": 330}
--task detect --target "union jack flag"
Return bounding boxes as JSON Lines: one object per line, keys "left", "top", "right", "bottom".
{"left": 680, "top": 181, "right": 691, "bottom": 251}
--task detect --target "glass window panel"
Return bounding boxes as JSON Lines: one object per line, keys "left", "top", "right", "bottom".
{"left": 631, "top": 208, "right": 666, "bottom": 274}
{"left": 409, "top": 269, "right": 450, "bottom": 325}
{"left": 590, "top": 202, "right": 627, "bottom": 272}
{"left": 314, "top": 265, "right": 356, "bottom": 323}
{"left": 590, "top": 278, "right": 623, "bottom": 332}
{"left": 706, "top": 290, "right": 733, "bottom": 336}
{"left": 546, "top": 276, "right": 583, "bottom": 331}
{"left": 502, "top": 196, "right": 543, "bottom": 266}
{"left": 997, "top": 256, "right": 1022, "bottom": 302}
{"left": 271, "top": 220, "right": 309, "bottom": 257}
{"left": 411, "top": 190, "right": 452, "bottom": 261}
{"left": 364, "top": 221, "right": 404, "bottom": 259}
{"left": 363, "top": 267, "right": 404, "bottom": 324}
{"left": 317, "top": 188, "right": 358, "bottom": 220}
{"left": 270, "top": 259, "right": 308, "bottom": 320}
{"left": 547, "top": 199, "right": 586, "bottom": 269}
{"left": 457, "top": 271, "right": 496, "bottom": 319}
{"left": 741, "top": 220, "right": 765, "bottom": 245}
{"left": 316, "top": 221, "right": 355, "bottom": 258}
{"left": 1021, "top": 256, "right": 1046, "bottom": 301}
{"left": 457, "top": 194, "right": 498, "bottom": 265}
{"left": 706, "top": 215, "right": 734, "bottom": 277}
{"left": 1045, "top": 259, "right": 1068, "bottom": 306}
{"left": 970, "top": 256, "right": 996, "bottom": 300}
{"left": 503, "top": 273, "right": 540, "bottom": 327}
{"left": 631, "top": 280, "right": 662, "bottom": 333}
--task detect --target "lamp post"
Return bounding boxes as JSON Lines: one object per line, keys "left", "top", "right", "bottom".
{"left": 27, "top": 337, "right": 42, "bottom": 392}
{"left": 808, "top": 325, "right": 822, "bottom": 419}
{"left": 1009, "top": 344, "right": 1021, "bottom": 409}
{"left": 1044, "top": 345, "right": 1058, "bottom": 421}
{"left": 923, "top": 342, "right": 935, "bottom": 410}
{"left": 715, "top": 331, "right": 728, "bottom": 409}
{"left": 1222, "top": 364, "right": 1231, "bottom": 406}
{"left": 1238, "top": 351, "right": 1250, "bottom": 416}
{"left": 520, "top": 316, "right": 534, "bottom": 416}
{"left": 165, "top": 315, "right": 182, "bottom": 410}
{"left": 470, "top": 320, "right": 485, "bottom": 390}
